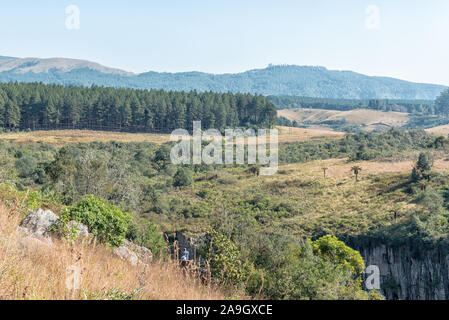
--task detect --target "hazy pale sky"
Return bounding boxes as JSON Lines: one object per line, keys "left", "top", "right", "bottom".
{"left": 1, "top": 0, "right": 448, "bottom": 85}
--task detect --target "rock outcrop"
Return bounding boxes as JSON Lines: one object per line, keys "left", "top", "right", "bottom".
{"left": 113, "top": 239, "right": 153, "bottom": 266}
{"left": 113, "top": 244, "right": 139, "bottom": 266}
{"left": 358, "top": 244, "right": 449, "bottom": 300}
{"left": 17, "top": 208, "right": 58, "bottom": 238}
{"left": 16, "top": 208, "right": 152, "bottom": 267}
{"left": 66, "top": 220, "right": 90, "bottom": 241}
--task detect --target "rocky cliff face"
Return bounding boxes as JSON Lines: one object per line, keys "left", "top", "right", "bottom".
{"left": 358, "top": 244, "right": 449, "bottom": 300}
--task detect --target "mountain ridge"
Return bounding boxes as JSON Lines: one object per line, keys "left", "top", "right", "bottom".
{"left": 0, "top": 56, "right": 446, "bottom": 100}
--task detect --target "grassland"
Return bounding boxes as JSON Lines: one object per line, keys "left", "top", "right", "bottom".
{"left": 278, "top": 108, "right": 410, "bottom": 131}
{"left": 426, "top": 124, "right": 449, "bottom": 136}
{"left": 3, "top": 128, "right": 441, "bottom": 245}
{"left": 0, "top": 130, "right": 173, "bottom": 146}
{"left": 0, "top": 127, "right": 345, "bottom": 146}
{"left": 149, "top": 148, "right": 449, "bottom": 247}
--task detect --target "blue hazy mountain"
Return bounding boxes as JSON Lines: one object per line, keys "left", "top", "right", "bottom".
{"left": 0, "top": 57, "right": 446, "bottom": 99}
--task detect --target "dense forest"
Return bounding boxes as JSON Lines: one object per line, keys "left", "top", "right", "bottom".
{"left": 0, "top": 82, "right": 277, "bottom": 132}
{"left": 269, "top": 95, "right": 437, "bottom": 114}
{"left": 0, "top": 61, "right": 445, "bottom": 100}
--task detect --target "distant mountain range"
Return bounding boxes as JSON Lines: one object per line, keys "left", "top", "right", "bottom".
{"left": 0, "top": 56, "right": 446, "bottom": 100}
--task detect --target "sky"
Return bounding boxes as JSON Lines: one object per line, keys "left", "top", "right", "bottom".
{"left": 0, "top": 0, "right": 448, "bottom": 85}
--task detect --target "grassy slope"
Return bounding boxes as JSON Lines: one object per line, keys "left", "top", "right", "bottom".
{"left": 0, "top": 201, "right": 224, "bottom": 300}
{"left": 426, "top": 124, "right": 449, "bottom": 136}
{"left": 150, "top": 151, "right": 449, "bottom": 245}
{"left": 278, "top": 108, "right": 409, "bottom": 131}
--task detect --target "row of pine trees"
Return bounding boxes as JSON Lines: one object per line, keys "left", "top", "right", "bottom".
{"left": 0, "top": 82, "right": 277, "bottom": 132}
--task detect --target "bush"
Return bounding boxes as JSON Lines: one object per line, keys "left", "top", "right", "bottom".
{"left": 200, "top": 230, "right": 251, "bottom": 287}
{"left": 15, "top": 154, "right": 37, "bottom": 178}
{"left": 173, "top": 167, "right": 193, "bottom": 187}
{"left": 126, "top": 218, "right": 167, "bottom": 256}
{"left": 312, "top": 235, "right": 365, "bottom": 275}
{"left": 263, "top": 239, "right": 373, "bottom": 300}
{"left": 0, "top": 149, "right": 17, "bottom": 183}
{"left": 57, "top": 195, "right": 132, "bottom": 246}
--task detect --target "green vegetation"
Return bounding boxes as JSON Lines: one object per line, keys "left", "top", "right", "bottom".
{"left": 4, "top": 124, "right": 449, "bottom": 299}
{"left": 435, "top": 88, "right": 449, "bottom": 116}
{"left": 279, "top": 129, "right": 434, "bottom": 163}
{"left": 56, "top": 195, "right": 132, "bottom": 246}
{"left": 0, "top": 82, "right": 277, "bottom": 132}
{"left": 270, "top": 95, "right": 436, "bottom": 114}
{"left": 126, "top": 218, "right": 166, "bottom": 256}
{"left": 0, "top": 64, "right": 445, "bottom": 100}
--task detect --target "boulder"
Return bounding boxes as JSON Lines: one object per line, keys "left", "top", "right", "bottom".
{"left": 113, "top": 245, "right": 139, "bottom": 266}
{"left": 113, "top": 239, "right": 153, "bottom": 266}
{"left": 17, "top": 208, "right": 58, "bottom": 238}
{"left": 66, "top": 220, "right": 90, "bottom": 240}
{"left": 122, "top": 239, "right": 153, "bottom": 264}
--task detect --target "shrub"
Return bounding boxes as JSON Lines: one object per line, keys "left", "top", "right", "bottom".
{"left": 200, "top": 230, "right": 251, "bottom": 287}
{"left": 263, "top": 239, "right": 373, "bottom": 300}
{"left": 0, "top": 148, "right": 17, "bottom": 183}
{"left": 86, "top": 288, "right": 142, "bottom": 300}
{"left": 312, "top": 235, "right": 365, "bottom": 275}
{"left": 173, "top": 167, "right": 193, "bottom": 187}
{"left": 15, "top": 154, "right": 37, "bottom": 178}
{"left": 57, "top": 195, "right": 132, "bottom": 246}
{"left": 126, "top": 218, "right": 167, "bottom": 256}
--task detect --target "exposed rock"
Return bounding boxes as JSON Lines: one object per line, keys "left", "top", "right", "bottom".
{"left": 123, "top": 239, "right": 153, "bottom": 264}
{"left": 113, "top": 245, "right": 139, "bottom": 266}
{"left": 358, "top": 244, "right": 449, "bottom": 300}
{"left": 66, "top": 220, "right": 90, "bottom": 240}
{"left": 172, "top": 231, "right": 204, "bottom": 261}
{"left": 18, "top": 208, "right": 58, "bottom": 238}
{"left": 113, "top": 239, "right": 153, "bottom": 266}
{"left": 16, "top": 226, "right": 31, "bottom": 237}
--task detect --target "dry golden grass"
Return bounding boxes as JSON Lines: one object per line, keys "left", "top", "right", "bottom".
{"left": 0, "top": 130, "right": 172, "bottom": 146}
{"left": 278, "top": 108, "right": 409, "bottom": 131}
{"left": 426, "top": 124, "right": 449, "bottom": 136}
{"left": 207, "top": 154, "right": 449, "bottom": 238}
{"left": 0, "top": 202, "right": 225, "bottom": 300}
{"left": 276, "top": 126, "right": 345, "bottom": 142}
{"left": 0, "top": 127, "right": 344, "bottom": 147}
{"left": 300, "top": 158, "right": 449, "bottom": 180}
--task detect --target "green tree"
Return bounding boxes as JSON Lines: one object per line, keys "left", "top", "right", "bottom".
{"left": 173, "top": 167, "right": 193, "bottom": 187}
{"left": 412, "top": 152, "right": 432, "bottom": 181}
{"left": 126, "top": 218, "right": 167, "bottom": 256}
{"left": 351, "top": 166, "right": 362, "bottom": 182}
{"left": 416, "top": 152, "right": 431, "bottom": 172}
{"left": 201, "top": 230, "right": 251, "bottom": 287}
{"left": 435, "top": 88, "right": 449, "bottom": 116}
{"left": 312, "top": 235, "right": 365, "bottom": 274}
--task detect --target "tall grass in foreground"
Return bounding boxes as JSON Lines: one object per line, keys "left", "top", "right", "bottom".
{"left": 0, "top": 202, "right": 224, "bottom": 300}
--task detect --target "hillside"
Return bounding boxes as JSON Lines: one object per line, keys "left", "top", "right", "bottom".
{"left": 0, "top": 57, "right": 446, "bottom": 99}
{"left": 278, "top": 108, "right": 410, "bottom": 131}
{"left": 1, "top": 128, "right": 447, "bottom": 299}
{"left": 0, "top": 57, "right": 133, "bottom": 76}
{"left": 0, "top": 200, "right": 224, "bottom": 300}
